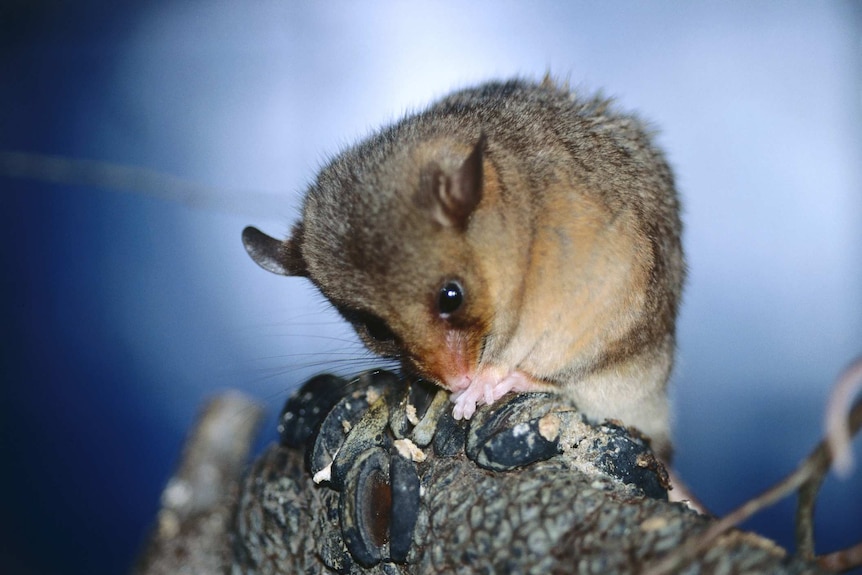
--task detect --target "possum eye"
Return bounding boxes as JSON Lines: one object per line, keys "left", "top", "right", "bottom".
{"left": 339, "top": 307, "right": 397, "bottom": 343}
{"left": 362, "top": 314, "right": 396, "bottom": 343}
{"left": 437, "top": 281, "right": 464, "bottom": 318}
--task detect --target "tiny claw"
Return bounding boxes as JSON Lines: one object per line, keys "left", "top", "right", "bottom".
{"left": 451, "top": 403, "right": 464, "bottom": 421}
{"left": 451, "top": 390, "right": 478, "bottom": 421}
{"left": 484, "top": 384, "right": 495, "bottom": 406}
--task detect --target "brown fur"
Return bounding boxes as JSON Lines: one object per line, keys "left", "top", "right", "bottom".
{"left": 243, "top": 78, "right": 684, "bottom": 457}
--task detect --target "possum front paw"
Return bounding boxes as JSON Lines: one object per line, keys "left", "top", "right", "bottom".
{"left": 449, "top": 369, "right": 539, "bottom": 420}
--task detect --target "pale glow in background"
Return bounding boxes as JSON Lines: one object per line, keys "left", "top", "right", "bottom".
{"left": 1, "top": 2, "right": 860, "bottom": 573}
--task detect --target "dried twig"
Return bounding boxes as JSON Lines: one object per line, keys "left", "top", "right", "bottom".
{"left": 818, "top": 541, "right": 862, "bottom": 573}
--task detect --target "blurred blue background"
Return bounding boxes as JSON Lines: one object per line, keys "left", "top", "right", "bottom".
{"left": 1, "top": 2, "right": 860, "bottom": 573}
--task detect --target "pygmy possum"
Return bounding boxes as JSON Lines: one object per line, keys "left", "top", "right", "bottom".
{"left": 242, "top": 78, "right": 684, "bottom": 459}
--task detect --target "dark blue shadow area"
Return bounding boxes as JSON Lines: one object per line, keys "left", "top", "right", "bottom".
{"left": 1, "top": 184, "right": 173, "bottom": 573}
{"left": 1, "top": 6, "right": 173, "bottom": 571}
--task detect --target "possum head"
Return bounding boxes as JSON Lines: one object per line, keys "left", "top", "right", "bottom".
{"left": 242, "top": 135, "right": 496, "bottom": 385}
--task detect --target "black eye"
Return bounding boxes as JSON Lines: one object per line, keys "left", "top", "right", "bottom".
{"left": 362, "top": 315, "right": 396, "bottom": 342}
{"left": 337, "top": 307, "right": 396, "bottom": 343}
{"left": 437, "top": 281, "right": 464, "bottom": 317}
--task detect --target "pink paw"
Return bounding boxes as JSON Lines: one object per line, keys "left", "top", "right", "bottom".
{"left": 450, "top": 386, "right": 482, "bottom": 420}
{"left": 449, "top": 370, "right": 533, "bottom": 420}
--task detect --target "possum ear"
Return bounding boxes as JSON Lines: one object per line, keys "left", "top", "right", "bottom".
{"left": 242, "top": 224, "right": 308, "bottom": 277}
{"left": 417, "top": 134, "right": 485, "bottom": 229}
